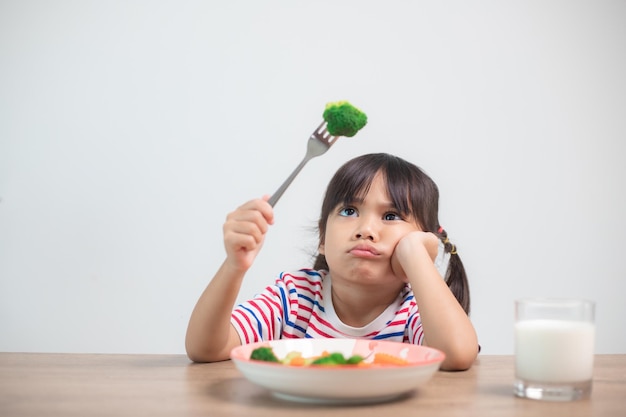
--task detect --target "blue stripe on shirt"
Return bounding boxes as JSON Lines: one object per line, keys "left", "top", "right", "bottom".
{"left": 373, "top": 331, "right": 406, "bottom": 340}
{"left": 297, "top": 293, "right": 325, "bottom": 313}
{"left": 240, "top": 304, "right": 264, "bottom": 337}
{"left": 278, "top": 285, "right": 307, "bottom": 335}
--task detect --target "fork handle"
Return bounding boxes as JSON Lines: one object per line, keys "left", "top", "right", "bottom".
{"left": 268, "top": 155, "right": 312, "bottom": 207}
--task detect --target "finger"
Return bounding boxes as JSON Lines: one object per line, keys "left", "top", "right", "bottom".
{"left": 257, "top": 195, "right": 275, "bottom": 225}
{"left": 230, "top": 198, "right": 274, "bottom": 226}
{"left": 224, "top": 217, "right": 267, "bottom": 246}
{"left": 224, "top": 229, "right": 263, "bottom": 252}
{"left": 226, "top": 209, "right": 271, "bottom": 236}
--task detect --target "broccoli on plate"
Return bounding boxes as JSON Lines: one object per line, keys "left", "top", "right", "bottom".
{"left": 249, "top": 346, "right": 280, "bottom": 363}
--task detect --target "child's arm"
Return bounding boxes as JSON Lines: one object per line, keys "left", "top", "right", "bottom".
{"left": 391, "top": 231, "right": 478, "bottom": 371}
{"left": 185, "top": 197, "right": 274, "bottom": 362}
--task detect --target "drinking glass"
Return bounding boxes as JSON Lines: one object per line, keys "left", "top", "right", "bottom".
{"left": 514, "top": 298, "right": 595, "bottom": 401}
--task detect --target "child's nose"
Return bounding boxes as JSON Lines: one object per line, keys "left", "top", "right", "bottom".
{"left": 354, "top": 217, "right": 377, "bottom": 241}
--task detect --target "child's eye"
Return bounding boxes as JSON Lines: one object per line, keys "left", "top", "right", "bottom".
{"left": 338, "top": 207, "right": 357, "bottom": 217}
{"left": 384, "top": 212, "right": 403, "bottom": 221}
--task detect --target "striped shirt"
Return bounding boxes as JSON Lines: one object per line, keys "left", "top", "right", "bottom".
{"left": 230, "top": 269, "right": 424, "bottom": 345}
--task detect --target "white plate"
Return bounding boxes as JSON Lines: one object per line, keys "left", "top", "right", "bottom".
{"left": 230, "top": 339, "right": 445, "bottom": 404}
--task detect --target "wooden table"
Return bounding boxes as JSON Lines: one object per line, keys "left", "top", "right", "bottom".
{"left": 0, "top": 353, "right": 624, "bottom": 416}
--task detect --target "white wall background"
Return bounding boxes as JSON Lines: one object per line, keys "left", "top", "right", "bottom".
{"left": 1, "top": 0, "right": 625, "bottom": 355}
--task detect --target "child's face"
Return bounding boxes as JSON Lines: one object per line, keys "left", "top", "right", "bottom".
{"left": 319, "top": 172, "right": 421, "bottom": 285}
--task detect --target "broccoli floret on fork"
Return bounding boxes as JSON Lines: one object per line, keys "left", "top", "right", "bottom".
{"left": 322, "top": 101, "right": 368, "bottom": 137}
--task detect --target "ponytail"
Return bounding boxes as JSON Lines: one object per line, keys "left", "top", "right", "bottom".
{"left": 436, "top": 227, "right": 471, "bottom": 315}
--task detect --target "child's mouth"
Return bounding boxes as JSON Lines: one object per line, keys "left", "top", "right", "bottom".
{"left": 349, "top": 244, "right": 380, "bottom": 258}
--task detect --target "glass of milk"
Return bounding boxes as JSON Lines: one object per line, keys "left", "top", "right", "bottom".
{"left": 514, "top": 298, "right": 595, "bottom": 401}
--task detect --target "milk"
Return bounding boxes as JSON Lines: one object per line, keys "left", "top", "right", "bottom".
{"left": 515, "top": 319, "right": 595, "bottom": 382}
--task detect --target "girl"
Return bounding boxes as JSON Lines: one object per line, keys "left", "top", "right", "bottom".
{"left": 186, "top": 153, "right": 478, "bottom": 370}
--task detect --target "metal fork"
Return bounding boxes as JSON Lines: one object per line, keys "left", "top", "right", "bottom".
{"left": 268, "top": 121, "right": 339, "bottom": 207}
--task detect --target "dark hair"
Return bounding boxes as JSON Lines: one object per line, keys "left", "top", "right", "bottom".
{"left": 312, "top": 153, "right": 471, "bottom": 314}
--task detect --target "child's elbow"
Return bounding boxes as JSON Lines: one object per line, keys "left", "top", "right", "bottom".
{"left": 185, "top": 340, "right": 221, "bottom": 363}
{"left": 185, "top": 339, "right": 234, "bottom": 363}
{"left": 186, "top": 348, "right": 229, "bottom": 363}
{"left": 440, "top": 355, "right": 475, "bottom": 371}
{"left": 186, "top": 349, "right": 209, "bottom": 363}
{"left": 186, "top": 343, "right": 210, "bottom": 363}
{"left": 439, "top": 346, "right": 478, "bottom": 371}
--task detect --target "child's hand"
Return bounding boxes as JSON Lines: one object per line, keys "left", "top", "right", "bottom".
{"left": 390, "top": 231, "right": 439, "bottom": 282}
{"left": 223, "top": 196, "right": 274, "bottom": 272}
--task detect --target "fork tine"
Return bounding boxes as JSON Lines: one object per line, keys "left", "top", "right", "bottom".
{"left": 324, "top": 133, "right": 339, "bottom": 146}
{"left": 313, "top": 121, "right": 339, "bottom": 146}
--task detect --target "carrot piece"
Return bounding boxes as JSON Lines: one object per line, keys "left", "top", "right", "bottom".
{"left": 288, "top": 356, "right": 306, "bottom": 366}
{"left": 372, "top": 353, "right": 409, "bottom": 365}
